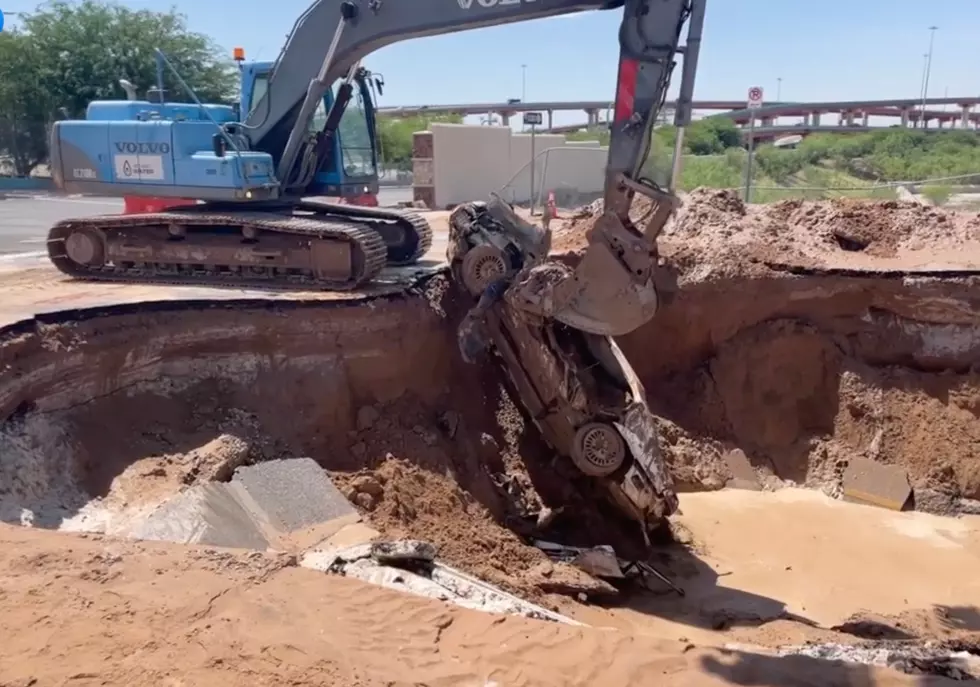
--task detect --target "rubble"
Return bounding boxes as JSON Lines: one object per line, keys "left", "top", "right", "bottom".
{"left": 302, "top": 540, "right": 581, "bottom": 624}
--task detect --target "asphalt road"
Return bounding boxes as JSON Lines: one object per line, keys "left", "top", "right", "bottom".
{"left": 0, "top": 186, "right": 415, "bottom": 260}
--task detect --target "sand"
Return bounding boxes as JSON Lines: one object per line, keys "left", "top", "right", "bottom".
{"left": 0, "top": 493, "right": 976, "bottom": 686}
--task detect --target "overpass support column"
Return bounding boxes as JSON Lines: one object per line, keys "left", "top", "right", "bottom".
{"left": 961, "top": 105, "right": 971, "bottom": 129}
{"left": 811, "top": 112, "right": 821, "bottom": 126}
{"left": 862, "top": 112, "right": 869, "bottom": 127}
{"left": 585, "top": 108, "right": 598, "bottom": 127}
{"left": 547, "top": 110, "right": 553, "bottom": 129}
{"left": 500, "top": 111, "right": 510, "bottom": 126}
{"left": 901, "top": 108, "right": 910, "bottom": 127}
{"left": 843, "top": 111, "right": 855, "bottom": 126}
{"left": 761, "top": 117, "right": 774, "bottom": 127}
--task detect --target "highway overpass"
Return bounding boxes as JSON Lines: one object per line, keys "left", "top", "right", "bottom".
{"left": 379, "top": 96, "right": 980, "bottom": 136}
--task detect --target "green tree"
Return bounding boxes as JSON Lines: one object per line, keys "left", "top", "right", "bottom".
{"left": 0, "top": 31, "right": 52, "bottom": 175}
{"left": 0, "top": 0, "right": 236, "bottom": 175}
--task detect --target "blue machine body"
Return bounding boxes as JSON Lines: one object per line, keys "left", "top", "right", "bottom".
{"left": 48, "top": 61, "right": 380, "bottom": 202}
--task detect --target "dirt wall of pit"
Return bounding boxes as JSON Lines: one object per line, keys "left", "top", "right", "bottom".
{"left": 0, "top": 287, "right": 633, "bottom": 595}
{"left": 612, "top": 269, "right": 980, "bottom": 504}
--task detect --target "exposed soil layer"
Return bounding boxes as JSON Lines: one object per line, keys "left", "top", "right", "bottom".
{"left": 553, "top": 189, "right": 980, "bottom": 505}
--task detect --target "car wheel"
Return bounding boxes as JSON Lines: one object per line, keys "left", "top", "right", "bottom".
{"left": 570, "top": 422, "right": 626, "bottom": 477}
{"left": 461, "top": 244, "right": 508, "bottom": 296}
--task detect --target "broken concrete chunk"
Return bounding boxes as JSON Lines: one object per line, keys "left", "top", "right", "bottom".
{"left": 231, "top": 458, "right": 357, "bottom": 533}
{"left": 183, "top": 434, "right": 251, "bottom": 484}
{"left": 122, "top": 482, "right": 272, "bottom": 550}
{"left": 724, "top": 448, "right": 761, "bottom": 491}
{"left": 529, "top": 562, "right": 619, "bottom": 598}
{"left": 913, "top": 487, "right": 958, "bottom": 516}
{"left": 958, "top": 498, "right": 980, "bottom": 516}
{"left": 842, "top": 457, "right": 912, "bottom": 511}
{"left": 370, "top": 540, "right": 437, "bottom": 564}
{"left": 301, "top": 540, "right": 581, "bottom": 624}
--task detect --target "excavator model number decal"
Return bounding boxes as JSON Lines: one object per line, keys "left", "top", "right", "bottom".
{"left": 457, "top": 0, "right": 537, "bottom": 9}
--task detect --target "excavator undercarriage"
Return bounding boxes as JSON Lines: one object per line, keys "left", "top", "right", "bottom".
{"left": 46, "top": 201, "right": 433, "bottom": 291}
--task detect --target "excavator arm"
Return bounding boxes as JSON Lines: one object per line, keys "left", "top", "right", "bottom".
{"left": 247, "top": 0, "right": 705, "bottom": 334}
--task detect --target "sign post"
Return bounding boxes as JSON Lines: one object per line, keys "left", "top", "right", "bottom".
{"left": 524, "top": 111, "right": 543, "bottom": 212}
{"left": 744, "top": 86, "right": 763, "bottom": 202}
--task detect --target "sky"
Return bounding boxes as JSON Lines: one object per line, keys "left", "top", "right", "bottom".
{"left": 5, "top": 0, "right": 980, "bottom": 126}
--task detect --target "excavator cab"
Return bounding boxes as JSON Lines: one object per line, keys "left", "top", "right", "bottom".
{"left": 239, "top": 61, "right": 380, "bottom": 204}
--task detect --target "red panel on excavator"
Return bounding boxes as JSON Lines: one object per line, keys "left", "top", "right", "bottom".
{"left": 614, "top": 58, "right": 640, "bottom": 123}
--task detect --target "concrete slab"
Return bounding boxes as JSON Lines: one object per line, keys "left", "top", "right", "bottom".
{"left": 231, "top": 458, "right": 357, "bottom": 533}
{"left": 841, "top": 456, "right": 912, "bottom": 511}
{"left": 124, "top": 482, "right": 272, "bottom": 550}
{"left": 120, "top": 457, "right": 360, "bottom": 552}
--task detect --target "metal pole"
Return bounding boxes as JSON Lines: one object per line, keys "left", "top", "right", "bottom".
{"left": 521, "top": 64, "right": 527, "bottom": 102}
{"left": 669, "top": 128, "right": 686, "bottom": 190}
{"left": 529, "top": 123, "right": 536, "bottom": 213}
{"left": 743, "top": 117, "right": 756, "bottom": 203}
{"left": 921, "top": 26, "right": 938, "bottom": 129}
{"left": 777, "top": 77, "right": 782, "bottom": 101}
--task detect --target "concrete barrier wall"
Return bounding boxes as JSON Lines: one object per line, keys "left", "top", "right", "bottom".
{"left": 412, "top": 123, "right": 606, "bottom": 209}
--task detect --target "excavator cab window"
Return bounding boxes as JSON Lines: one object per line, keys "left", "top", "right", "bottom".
{"left": 334, "top": 81, "right": 375, "bottom": 179}
{"left": 245, "top": 68, "right": 377, "bottom": 182}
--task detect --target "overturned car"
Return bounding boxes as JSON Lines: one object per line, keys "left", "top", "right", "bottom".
{"left": 447, "top": 196, "right": 678, "bottom": 538}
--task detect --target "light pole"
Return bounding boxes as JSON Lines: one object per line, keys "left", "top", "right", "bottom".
{"left": 776, "top": 77, "right": 782, "bottom": 102}
{"left": 920, "top": 26, "right": 938, "bottom": 129}
{"left": 521, "top": 64, "right": 527, "bottom": 102}
{"left": 916, "top": 53, "right": 928, "bottom": 129}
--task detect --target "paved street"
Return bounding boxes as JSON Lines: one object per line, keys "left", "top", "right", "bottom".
{"left": 0, "top": 186, "right": 414, "bottom": 260}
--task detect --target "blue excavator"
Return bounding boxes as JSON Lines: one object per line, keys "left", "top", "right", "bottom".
{"left": 115, "top": 54, "right": 384, "bottom": 215}
{"left": 45, "top": 0, "right": 703, "bottom": 304}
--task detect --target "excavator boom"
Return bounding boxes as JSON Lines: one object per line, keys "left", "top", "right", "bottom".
{"left": 249, "top": 0, "right": 704, "bottom": 220}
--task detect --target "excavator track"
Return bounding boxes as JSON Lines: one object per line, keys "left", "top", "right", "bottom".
{"left": 292, "top": 199, "right": 434, "bottom": 266}
{"left": 46, "top": 209, "right": 389, "bottom": 291}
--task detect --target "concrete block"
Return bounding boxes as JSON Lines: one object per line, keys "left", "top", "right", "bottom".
{"left": 122, "top": 457, "right": 360, "bottom": 552}
{"left": 724, "top": 448, "right": 761, "bottom": 491}
{"left": 231, "top": 458, "right": 357, "bottom": 533}
{"left": 124, "top": 482, "right": 272, "bottom": 550}
{"left": 842, "top": 456, "right": 911, "bottom": 511}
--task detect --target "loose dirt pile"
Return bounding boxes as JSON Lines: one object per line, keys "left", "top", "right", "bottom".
{"left": 553, "top": 188, "right": 980, "bottom": 276}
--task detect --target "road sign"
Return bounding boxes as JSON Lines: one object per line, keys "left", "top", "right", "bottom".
{"left": 747, "top": 86, "right": 764, "bottom": 109}
{"left": 0, "top": 10, "right": 5, "bottom": 32}
{"left": 523, "top": 111, "right": 543, "bottom": 126}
